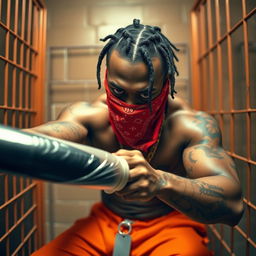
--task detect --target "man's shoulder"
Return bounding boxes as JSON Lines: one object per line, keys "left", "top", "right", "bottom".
{"left": 57, "top": 94, "right": 109, "bottom": 128}
{"left": 167, "top": 96, "right": 216, "bottom": 123}
{"left": 167, "top": 98, "right": 221, "bottom": 144}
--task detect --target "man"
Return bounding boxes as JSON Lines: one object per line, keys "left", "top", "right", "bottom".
{"left": 31, "top": 19, "right": 243, "bottom": 255}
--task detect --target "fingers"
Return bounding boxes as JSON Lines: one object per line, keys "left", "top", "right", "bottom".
{"left": 112, "top": 149, "right": 159, "bottom": 202}
{"left": 113, "top": 149, "right": 143, "bottom": 157}
{"left": 113, "top": 149, "right": 146, "bottom": 168}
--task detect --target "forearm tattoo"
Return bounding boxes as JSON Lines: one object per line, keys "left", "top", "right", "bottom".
{"left": 161, "top": 172, "right": 231, "bottom": 222}
{"left": 38, "top": 121, "right": 85, "bottom": 141}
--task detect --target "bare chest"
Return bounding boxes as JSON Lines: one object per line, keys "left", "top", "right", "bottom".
{"left": 90, "top": 123, "right": 187, "bottom": 176}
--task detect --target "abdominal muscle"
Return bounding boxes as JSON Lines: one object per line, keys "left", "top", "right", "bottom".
{"left": 101, "top": 190, "right": 174, "bottom": 220}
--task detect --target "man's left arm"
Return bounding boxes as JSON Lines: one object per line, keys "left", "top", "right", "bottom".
{"left": 156, "top": 113, "right": 244, "bottom": 226}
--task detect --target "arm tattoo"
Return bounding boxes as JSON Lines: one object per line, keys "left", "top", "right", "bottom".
{"left": 192, "top": 180, "right": 224, "bottom": 198}
{"left": 193, "top": 112, "right": 222, "bottom": 143}
{"left": 188, "top": 151, "right": 197, "bottom": 163}
{"left": 194, "top": 144, "right": 225, "bottom": 159}
{"left": 43, "top": 121, "right": 84, "bottom": 140}
{"left": 165, "top": 175, "right": 231, "bottom": 222}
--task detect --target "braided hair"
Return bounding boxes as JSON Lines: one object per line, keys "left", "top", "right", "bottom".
{"left": 96, "top": 19, "right": 179, "bottom": 105}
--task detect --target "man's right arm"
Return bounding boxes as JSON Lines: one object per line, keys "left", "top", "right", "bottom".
{"left": 24, "top": 102, "right": 93, "bottom": 144}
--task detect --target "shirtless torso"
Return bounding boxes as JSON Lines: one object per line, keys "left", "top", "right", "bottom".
{"left": 29, "top": 42, "right": 243, "bottom": 226}
{"left": 31, "top": 92, "right": 243, "bottom": 224}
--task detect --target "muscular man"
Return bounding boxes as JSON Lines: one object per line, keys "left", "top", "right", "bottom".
{"left": 31, "top": 19, "right": 243, "bottom": 256}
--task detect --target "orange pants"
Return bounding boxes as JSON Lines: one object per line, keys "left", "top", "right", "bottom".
{"left": 32, "top": 202, "right": 213, "bottom": 256}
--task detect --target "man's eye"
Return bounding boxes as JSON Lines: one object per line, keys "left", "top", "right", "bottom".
{"left": 139, "top": 91, "right": 149, "bottom": 99}
{"left": 113, "top": 88, "right": 124, "bottom": 95}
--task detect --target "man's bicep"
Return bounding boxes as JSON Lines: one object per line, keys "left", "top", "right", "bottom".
{"left": 182, "top": 143, "right": 239, "bottom": 182}
{"left": 182, "top": 111, "right": 239, "bottom": 180}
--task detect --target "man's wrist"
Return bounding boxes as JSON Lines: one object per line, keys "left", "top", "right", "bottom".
{"left": 156, "top": 170, "right": 172, "bottom": 195}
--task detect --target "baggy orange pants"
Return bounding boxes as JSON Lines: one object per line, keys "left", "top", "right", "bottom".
{"left": 32, "top": 202, "right": 213, "bottom": 256}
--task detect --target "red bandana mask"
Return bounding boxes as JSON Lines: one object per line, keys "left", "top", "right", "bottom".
{"left": 104, "top": 72, "right": 170, "bottom": 153}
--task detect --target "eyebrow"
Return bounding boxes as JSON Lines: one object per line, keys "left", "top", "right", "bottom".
{"left": 108, "top": 81, "right": 156, "bottom": 93}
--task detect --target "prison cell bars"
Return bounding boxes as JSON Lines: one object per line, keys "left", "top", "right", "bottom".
{"left": 0, "top": 0, "right": 46, "bottom": 255}
{"left": 191, "top": 0, "right": 256, "bottom": 255}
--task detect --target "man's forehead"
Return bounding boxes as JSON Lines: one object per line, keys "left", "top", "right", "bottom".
{"left": 108, "top": 50, "right": 163, "bottom": 82}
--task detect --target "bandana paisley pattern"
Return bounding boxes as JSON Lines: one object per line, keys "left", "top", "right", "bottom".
{"left": 104, "top": 73, "right": 169, "bottom": 153}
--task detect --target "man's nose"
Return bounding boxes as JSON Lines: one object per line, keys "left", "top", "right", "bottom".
{"left": 125, "top": 95, "right": 136, "bottom": 105}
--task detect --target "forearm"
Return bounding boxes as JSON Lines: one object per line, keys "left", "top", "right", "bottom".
{"left": 23, "top": 121, "right": 88, "bottom": 144}
{"left": 156, "top": 171, "right": 244, "bottom": 226}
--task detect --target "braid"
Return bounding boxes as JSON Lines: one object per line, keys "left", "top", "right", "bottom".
{"left": 139, "top": 46, "right": 155, "bottom": 109}
{"left": 96, "top": 19, "right": 179, "bottom": 102}
{"left": 96, "top": 39, "right": 117, "bottom": 89}
{"left": 157, "top": 44, "right": 175, "bottom": 98}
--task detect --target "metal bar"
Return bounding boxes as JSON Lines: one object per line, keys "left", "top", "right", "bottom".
{"left": 0, "top": 183, "right": 36, "bottom": 211}
{"left": 241, "top": 3, "right": 252, "bottom": 255}
{"left": 243, "top": 199, "right": 256, "bottom": 211}
{"left": 3, "top": 0, "right": 11, "bottom": 108}
{"left": 246, "top": 163, "right": 251, "bottom": 255}
{"left": 4, "top": 61, "right": 8, "bottom": 106}
{"left": 226, "top": 151, "right": 256, "bottom": 165}
{"left": 192, "top": 0, "right": 256, "bottom": 31}
{"left": 200, "top": 5, "right": 207, "bottom": 109}
{"left": 27, "top": 0, "right": 32, "bottom": 45}
{"left": 207, "top": 109, "right": 256, "bottom": 114}
{"left": 207, "top": 0, "right": 214, "bottom": 111}
{"left": 225, "top": 1, "right": 235, "bottom": 170}
{"left": 11, "top": 226, "right": 37, "bottom": 256}
{"left": 241, "top": 0, "right": 252, "bottom": 158}
{"left": 0, "top": 204, "right": 36, "bottom": 242}
{"left": 234, "top": 223, "right": 256, "bottom": 249}
{"left": 24, "top": 74, "right": 28, "bottom": 109}
{"left": 34, "top": 6, "right": 39, "bottom": 50}
{"left": 32, "top": 5, "right": 47, "bottom": 247}
{"left": 196, "top": 18, "right": 240, "bottom": 61}
{"left": 0, "top": 56, "right": 38, "bottom": 77}
{"left": 195, "top": 4, "right": 256, "bottom": 63}
{"left": 12, "top": 66, "right": 16, "bottom": 109}
{"left": 32, "top": 4, "right": 46, "bottom": 126}
{"left": 208, "top": 225, "right": 232, "bottom": 253}
{"left": 0, "top": 105, "right": 36, "bottom": 113}
{"left": 215, "top": 0, "right": 224, "bottom": 136}
{"left": 14, "top": 0, "right": 19, "bottom": 34}
{"left": 0, "top": 21, "right": 39, "bottom": 53}
{"left": 21, "top": 0, "right": 26, "bottom": 40}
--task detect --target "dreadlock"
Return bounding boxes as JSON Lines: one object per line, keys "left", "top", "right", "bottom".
{"left": 96, "top": 19, "right": 179, "bottom": 106}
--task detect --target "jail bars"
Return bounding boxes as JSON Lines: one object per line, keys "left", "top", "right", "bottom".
{"left": 0, "top": 0, "right": 46, "bottom": 255}
{"left": 191, "top": 0, "right": 256, "bottom": 255}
